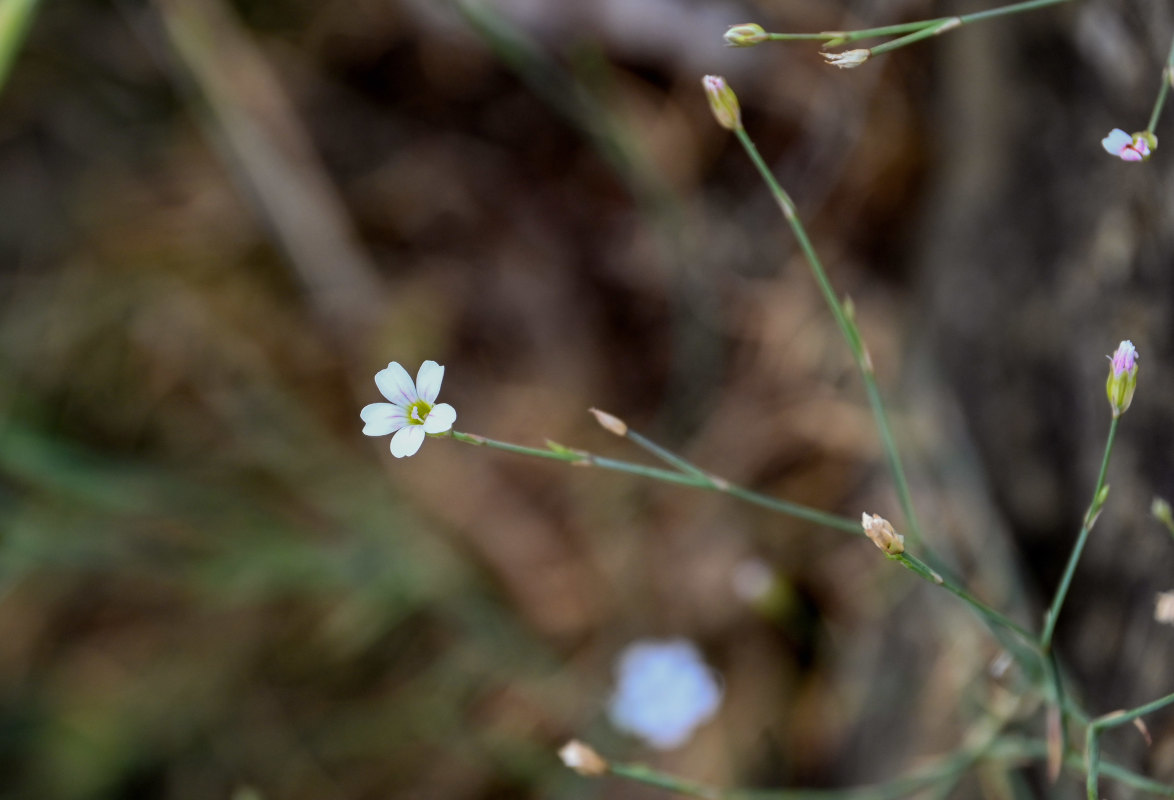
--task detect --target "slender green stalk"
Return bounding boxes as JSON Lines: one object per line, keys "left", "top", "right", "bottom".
{"left": 0, "top": 0, "right": 40, "bottom": 92}
{"left": 1085, "top": 690, "right": 1174, "bottom": 800}
{"left": 448, "top": 431, "right": 861, "bottom": 534}
{"left": 1004, "top": 737, "right": 1174, "bottom": 796}
{"left": 1086, "top": 724, "right": 1102, "bottom": 800}
{"left": 756, "top": 0, "right": 1071, "bottom": 48}
{"left": 869, "top": 18, "right": 961, "bottom": 57}
{"left": 609, "top": 763, "right": 725, "bottom": 799}
{"left": 1040, "top": 417, "right": 1119, "bottom": 649}
{"left": 622, "top": 427, "right": 711, "bottom": 480}
{"left": 732, "top": 126, "right": 924, "bottom": 551}
{"left": 895, "top": 553, "right": 1035, "bottom": 644}
{"left": 955, "top": 0, "right": 1071, "bottom": 25}
{"left": 1093, "top": 689, "right": 1174, "bottom": 729}
{"left": 1145, "top": 33, "right": 1174, "bottom": 135}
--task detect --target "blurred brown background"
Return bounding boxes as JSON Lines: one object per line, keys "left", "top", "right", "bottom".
{"left": 0, "top": 0, "right": 1172, "bottom": 797}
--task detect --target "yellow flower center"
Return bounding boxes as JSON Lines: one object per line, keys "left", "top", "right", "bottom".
{"left": 407, "top": 400, "right": 432, "bottom": 425}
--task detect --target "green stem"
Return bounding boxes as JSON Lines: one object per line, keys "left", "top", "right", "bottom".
{"left": 761, "top": 0, "right": 1072, "bottom": 47}
{"left": 1085, "top": 690, "right": 1174, "bottom": 800}
{"left": 894, "top": 553, "right": 1036, "bottom": 644}
{"left": 869, "top": 18, "right": 962, "bottom": 57}
{"left": 448, "top": 431, "right": 861, "bottom": 534}
{"left": 1041, "top": 416, "right": 1119, "bottom": 649}
{"left": 1145, "top": 33, "right": 1174, "bottom": 135}
{"left": 1086, "top": 724, "right": 1102, "bottom": 800}
{"left": 623, "top": 427, "right": 711, "bottom": 481}
{"left": 732, "top": 126, "right": 924, "bottom": 551}
{"left": 609, "top": 763, "right": 724, "bottom": 800}
{"left": 1093, "top": 689, "right": 1174, "bottom": 729}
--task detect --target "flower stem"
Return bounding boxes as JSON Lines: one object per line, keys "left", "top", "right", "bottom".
{"left": 1085, "top": 690, "right": 1174, "bottom": 800}
{"left": 1146, "top": 33, "right": 1174, "bottom": 135}
{"left": 732, "top": 126, "right": 925, "bottom": 551}
{"left": 1093, "top": 689, "right": 1174, "bottom": 730}
{"left": 759, "top": 0, "right": 1071, "bottom": 49}
{"left": 447, "top": 430, "right": 862, "bottom": 534}
{"left": 1040, "top": 416, "right": 1120, "bottom": 650}
{"left": 894, "top": 552, "right": 1036, "bottom": 644}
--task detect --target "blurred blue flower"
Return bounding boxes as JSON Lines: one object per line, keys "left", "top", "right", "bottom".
{"left": 607, "top": 638, "right": 723, "bottom": 749}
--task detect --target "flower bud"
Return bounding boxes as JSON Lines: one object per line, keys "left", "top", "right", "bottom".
{"left": 1106, "top": 340, "right": 1139, "bottom": 418}
{"left": 701, "top": 75, "right": 741, "bottom": 131}
{"left": 724, "top": 23, "right": 767, "bottom": 47}
{"left": 558, "top": 740, "right": 608, "bottom": 776}
{"left": 861, "top": 512, "right": 904, "bottom": 556}
{"left": 822, "top": 49, "right": 870, "bottom": 69}
{"left": 589, "top": 408, "right": 628, "bottom": 437}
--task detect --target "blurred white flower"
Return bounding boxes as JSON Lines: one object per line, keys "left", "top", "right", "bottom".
{"left": 1156, "top": 592, "right": 1174, "bottom": 625}
{"left": 607, "top": 638, "right": 723, "bottom": 749}
{"left": 360, "top": 360, "right": 457, "bottom": 457}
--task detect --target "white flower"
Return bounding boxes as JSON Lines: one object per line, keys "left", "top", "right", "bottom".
{"left": 607, "top": 638, "right": 723, "bottom": 749}
{"left": 360, "top": 360, "right": 457, "bottom": 457}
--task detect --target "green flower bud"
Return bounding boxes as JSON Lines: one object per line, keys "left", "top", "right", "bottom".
{"left": 724, "top": 23, "right": 767, "bottom": 47}
{"left": 701, "top": 75, "right": 741, "bottom": 131}
{"left": 1106, "top": 340, "right": 1139, "bottom": 418}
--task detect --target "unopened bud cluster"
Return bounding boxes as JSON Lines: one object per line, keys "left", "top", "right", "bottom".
{"left": 861, "top": 513, "right": 904, "bottom": 556}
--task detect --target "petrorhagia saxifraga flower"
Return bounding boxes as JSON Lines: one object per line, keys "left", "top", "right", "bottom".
{"left": 701, "top": 75, "right": 741, "bottom": 131}
{"left": 861, "top": 513, "right": 904, "bottom": 556}
{"left": 361, "top": 360, "right": 457, "bottom": 457}
{"left": 1106, "top": 340, "right": 1139, "bottom": 419}
{"left": 1101, "top": 129, "right": 1155, "bottom": 162}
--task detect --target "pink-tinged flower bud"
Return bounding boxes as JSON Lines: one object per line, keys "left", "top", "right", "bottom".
{"left": 558, "top": 741, "right": 608, "bottom": 776}
{"left": 861, "top": 512, "right": 904, "bottom": 556}
{"left": 1101, "top": 129, "right": 1155, "bottom": 162}
{"left": 701, "top": 75, "right": 741, "bottom": 131}
{"left": 821, "top": 49, "right": 870, "bottom": 69}
{"left": 724, "top": 23, "right": 768, "bottom": 47}
{"left": 1106, "top": 340, "right": 1139, "bottom": 418}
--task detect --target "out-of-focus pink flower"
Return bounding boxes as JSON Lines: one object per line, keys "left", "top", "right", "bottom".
{"left": 1102, "top": 128, "right": 1152, "bottom": 162}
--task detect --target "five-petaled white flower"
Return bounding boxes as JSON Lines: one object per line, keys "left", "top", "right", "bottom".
{"left": 361, "top": 360, "right": 457, "bottom": 457}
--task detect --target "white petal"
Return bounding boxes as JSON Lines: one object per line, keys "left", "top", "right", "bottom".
{"left": 422, "top": 402, "right": 456, "bottom": 433}
{"left": 415, "top": 360, "right": 445, "bottom": 404}
{"left": 375, "top": 361, "right": 417, "bottom": 406}
{"left": 1102, "top": 128, "right": 1132, "bottom": 155}
{"left": 390, "top": 425, "right": 426, "bottom": 457}
{"left": 360, "top": 403, "right": 408, "bottom": 436}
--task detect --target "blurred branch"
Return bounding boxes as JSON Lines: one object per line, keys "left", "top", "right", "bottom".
{"left": 152, "top": 0, "right": 385, "bottom": 345}
{"left": 0, "top": 0, "right": 39, "bottom": 93}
